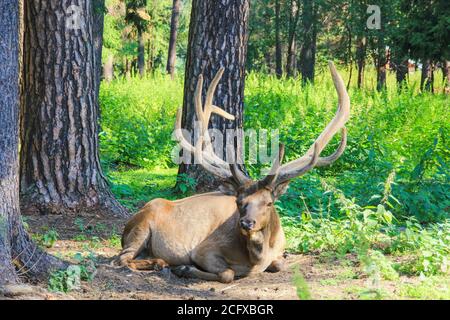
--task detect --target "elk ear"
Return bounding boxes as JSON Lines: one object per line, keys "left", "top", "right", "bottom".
{"left": 272, "top": 181, "right": 290, "bottom": 199}
{"left": 218, "top": 182, "right": 238, "bottom": 196}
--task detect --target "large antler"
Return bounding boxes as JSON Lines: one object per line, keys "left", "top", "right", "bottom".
{"left": 175, "top": 61, "right": 350, "bottom": 192}
{"left": 271, "top": 61, "right": 350, "bottom": 185}
{"left": 175, "top": 69, "right": 242, "bottom": 183}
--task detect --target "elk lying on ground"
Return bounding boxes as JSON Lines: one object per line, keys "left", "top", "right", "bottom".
{"left": 115, "top": 62, "right": 350, "bottom": 283}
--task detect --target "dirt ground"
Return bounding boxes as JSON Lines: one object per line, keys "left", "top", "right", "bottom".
{"left": 7, "top": 212, "right": 424, "bottom": 300}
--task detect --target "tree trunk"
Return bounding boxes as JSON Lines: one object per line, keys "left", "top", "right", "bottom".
{"left": 299, "top": 0, "right": 317, "bottom": 84}
{"left": 376, "top": 47, "right": 387, "bottom": 91}
{"left": 275, "top": 0, "right": 283, "bottom": 78}
{"left": 93, "top": 0, "right": 105, "bottom": 100}
{"left": 393, "top": 52, "right": 408, "bottom": 90}
{"left": 0, "top": 0, "right": 64, "bottom": 285}
{"left": 442, "top": 60, "right": 450, "bottom": 94}
{"left": 356, "top": 36, "right": 366, "bottom": 89}
{"left": 167, "top": 0, "right": 181, "bottom": 79}
{"left": 20, "top": 0, "right": 128, "bottom": 217}
{"left": 178, "top": 0, "right": 250, "bottom": 191}
{"left": 420, "top": 59, "right": 434, "bottom": 92}
{"left": 137, "top": 27, "right": 145, "bottom": 78}
{"left": 104, "top": 54, "right": 114, "bottom": 82}
{"left": 286, "top": 0, "right": 299, "bottom": 78}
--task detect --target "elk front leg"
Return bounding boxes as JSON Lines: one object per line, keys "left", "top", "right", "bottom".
{"left": 128, "top": 258, "right": 169, "bottom": 271}
{"left": 265, "top": 257, "right": 286, "bottom": 273}
{"left": 172, "top": 265, "right": 235, "bottom": 283}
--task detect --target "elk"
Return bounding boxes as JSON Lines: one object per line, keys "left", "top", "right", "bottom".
{"left": 115, "top": 62, "right": 350, "bottom": 283}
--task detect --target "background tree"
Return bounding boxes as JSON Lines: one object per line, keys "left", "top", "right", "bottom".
{"left": 125, "top": 0, "right": 150, "bottom": 77}
{"left": 166, "top": 0, "right": 181, "bottom": 79}
{"left": 20, "top": 0, "right": 128, "bottom": 217}
{"left": 286, "top": 0, "right": 300, "bottom": 78}
{"left": 298, "top": 0, "right": 318, "bottom": 83}
{"left": 178, "top": 0, "right": 250, "bottom": 191}
{"left": 0, "top": 0, "right": 64, "bottom": 286}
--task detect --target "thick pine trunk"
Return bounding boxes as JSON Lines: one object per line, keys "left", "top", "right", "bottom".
{"left": 1, "top": 1, "right": 64, "bottom": 285}
{"left": 166, "top": 0, "right": 181, "bottom": 79}
{"left": 178, "top": 0, "right": 250, "bottom": 191}
{"left": 275, "top": 0, "right": 283, "bottom": 78}
{"left": 20, "top": 0, "right": 128, "bottom": 217}
{"left": 356, "top": 36, "right": 366, "bottom": 89}
{"left": 93, "top": 0, "right": 105, "bottom": 99}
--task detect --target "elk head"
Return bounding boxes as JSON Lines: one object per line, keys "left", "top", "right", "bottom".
{"left": 175, "top": 62, "right": 350, "bottom": 235}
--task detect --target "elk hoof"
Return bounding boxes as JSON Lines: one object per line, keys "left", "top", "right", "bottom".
{"left": 172, "top": 265, "right": 192, "bottom": 278}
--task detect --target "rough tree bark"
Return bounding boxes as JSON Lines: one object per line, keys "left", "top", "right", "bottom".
{"left": 93, "top": 0, "right": 105, "bottom": 98}
{"left": 275, "top": 0, "right": 283, "bottom": 78}
{"left": 0, "top": 0, "right": 64, "bottom": 286}
{"left": 299, "top": 0, "right": 317, "bottom": 84}
{"left": 166, "top": 0, "right": 181, "bottom": 79}
{"left": 178, "top": 0, "right": 250, "bottom": 191}
{"left": 20, "top": 0, "right": 128, "bottom": 217}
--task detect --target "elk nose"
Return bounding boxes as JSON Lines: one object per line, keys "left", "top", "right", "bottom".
{"left": 240, "top": 219, "right": 255, "bottom": 231}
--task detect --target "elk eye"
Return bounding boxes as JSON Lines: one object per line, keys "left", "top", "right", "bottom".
{"left": 267, "top": 202, "right": 273, "bottom": 207}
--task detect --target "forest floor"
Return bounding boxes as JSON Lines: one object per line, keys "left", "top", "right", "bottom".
{"left": 19, "top": 212, "right": 449, "bottom": 300}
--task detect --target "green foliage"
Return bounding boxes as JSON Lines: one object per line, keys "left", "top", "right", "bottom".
{"left": 100, "top": 69, "right": 449, "bottom": 281}
{"left": 33, "top": 229, "right": 59, "bottom": 248}
{"left": 99, "top": 73, "right": 182, "bottom": 168}
{"left": 292, "top": 267, "right": 312, "bottom": 300}
{"left": 48, "top": 266, "right": 81, "bottom": 293}
{"left": 175, "top": 173, "right": 197, "bottom": 194}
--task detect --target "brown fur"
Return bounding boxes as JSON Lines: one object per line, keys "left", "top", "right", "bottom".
{"left": 115, "top": 190, "right": 286, "bottom": 283}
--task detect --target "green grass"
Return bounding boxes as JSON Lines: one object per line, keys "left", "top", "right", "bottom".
{"left": 99, "top": 67, "right": 449, "bottom": 296}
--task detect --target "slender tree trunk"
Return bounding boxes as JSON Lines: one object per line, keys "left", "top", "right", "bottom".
{"left": 137, "top": 27, "right": 145, "bottom": 78}
{"left": 286, "top": 0, "right": 299, "bottom": 78}
{"left": 104, "top": 54, "right": 114, "bottom": 82}
{"left": 346, "top": 25, "right": 353, "bottom": 89}
{"left": 299, "top": 0, "right": 317, "bottom": 84}
{"left": 376, "top": 47, "right": 387, "bottom": 91}
{"left": 178, "top": 0, "right": 250, "bottom": 191}
{"left": 275, "top": 0, "right": 283, "bottom": 78}
{"left": 356, "top": 35, "right": 366, "bottom": 89}
{"left": 392, "top": 52, "right": 408, "bottom": 90}
{"left": 442, "top": 60, "right": 450, "bottom": 94}
{"left": 20, "top": 0, "right": 128, "bottom": 217}
{"left": 0, "top": 0, "right": 64, "bottom": 285}
{"left": 420, "top": 59, "right": 434, "bottom": 92}
{"left": 167, "top": 0, "right": 181, "bottom": 79}
{"left": 125, "top": 57, "right": 131, "bottom": 79}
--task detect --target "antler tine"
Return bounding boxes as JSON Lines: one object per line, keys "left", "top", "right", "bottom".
{"left": 176, "top": 69, "right": 240, "bottom": 183}
{"left": 274, "top": 61, "right": 350, "bottom": 184}
{"left": 257, "top": 144, "right": 285, "bottom": 189}
{"left": 175, "top": 108, "right": 231, "bottom": 179}
{"left": 316, "top": 127, "right": 347, "bottom": 167}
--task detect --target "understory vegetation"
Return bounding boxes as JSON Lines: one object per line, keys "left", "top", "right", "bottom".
{"left": 97, "top": 67, "right": 449, "bottom": 298}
